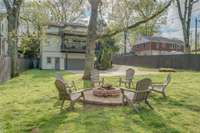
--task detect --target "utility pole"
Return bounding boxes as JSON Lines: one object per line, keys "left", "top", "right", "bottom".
{"left": 195, "top": 17, "right": 200, "bottom": 54}
{"left": 0, "top": 20, "right": 1, "bottom": 55}
{"left": 198, "top": 33, "right": 200, "bottom": 50}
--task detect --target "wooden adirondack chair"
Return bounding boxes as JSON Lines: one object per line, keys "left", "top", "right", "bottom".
{"left": 151, "top": 73, "right": 171, "bottom": 97}
{"left": 119, "top": 68, "right": 135, "bottom": 88}
{"left": 55, "top": 79, "right": 86, "bottom": 111}
{"left": 91, "top": 69, "right": 104, "bottom": 87}
{"left": 56, "top": 72, "right": 77, "bottom": 91}
{"left": 121, "top": 78, "right": 153, "bottom": 112}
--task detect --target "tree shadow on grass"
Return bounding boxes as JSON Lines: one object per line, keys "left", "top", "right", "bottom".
{"left": 136, "top": 109, "right": 181, "bottom": 133}
{"left": 36, "top": 111, "right": 69, "bottom": 133}
{"left": 151, "top": 95, "right": 200, "bottom": 113}
{"left": 30, "top": 70, "right": 75, "bottom": 79}
{"left": 167, "top": 98, "right": 200, "bottom": 112}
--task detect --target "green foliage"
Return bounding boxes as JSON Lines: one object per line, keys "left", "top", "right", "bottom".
{"left": 96, "top": 37, "right": 119, "bottom": 70}
{"left": 19, "top": 33, "right": 40, "bottom": 58}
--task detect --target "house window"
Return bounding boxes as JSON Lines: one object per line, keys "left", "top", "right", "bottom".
{"left": 47, "top": 57, "right": 51, "bottom": 64}
{"left": 162, "top": 43, "right": 165, "bottom": 48}
{"left": 171, "top": 44, "right": 176, "bottom": 49}
{"left": 1, "top": 24, "right": 3, "bottom": 32}
{"left": 156, "top": 43, "right": 159, "bottom": 49}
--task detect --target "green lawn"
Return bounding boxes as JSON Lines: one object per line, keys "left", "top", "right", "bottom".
{"left": 0, "top": 69, "right": 200, "bottom": 133}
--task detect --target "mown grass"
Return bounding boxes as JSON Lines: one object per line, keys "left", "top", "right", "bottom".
{"left": 0, "top": 69, "right": 200, "bottom": 133}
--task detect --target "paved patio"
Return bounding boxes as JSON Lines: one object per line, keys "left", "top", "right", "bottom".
{"left": 82, "top": 89, "right": 123, "bottom": 106}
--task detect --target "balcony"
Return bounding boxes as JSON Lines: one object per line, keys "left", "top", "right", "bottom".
{"left": 61, "top": 43, "right": 86, "bottom": 53}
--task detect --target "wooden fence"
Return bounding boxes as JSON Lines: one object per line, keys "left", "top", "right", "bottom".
{"left": 0, "top": 56, "right": 33, "bottom": 83}
{"left": 0, "top": 56, "right": 11, "bottom": 83}
{"left": 112, "top": 54, "right": 200, "bottom": 70}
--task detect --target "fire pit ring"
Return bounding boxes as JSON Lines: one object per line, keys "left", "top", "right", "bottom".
{"left": 93, "top": 84, "right": 121, "bottom": 97}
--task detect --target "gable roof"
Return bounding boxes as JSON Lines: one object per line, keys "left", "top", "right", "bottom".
{"left": 144, "top": 36, "right": 184, "bottom": 45}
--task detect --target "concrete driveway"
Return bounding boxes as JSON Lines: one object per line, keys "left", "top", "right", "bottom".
{"left": 68, "top": 65, "right": 159, "bottom": 76}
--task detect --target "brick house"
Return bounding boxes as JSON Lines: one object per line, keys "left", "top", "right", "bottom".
{"left": 132, "top": 36, "right": 184, "bottom": 56}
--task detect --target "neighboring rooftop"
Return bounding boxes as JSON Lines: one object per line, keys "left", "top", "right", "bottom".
{"left": 136, "top": 36, "right": 184, "bottom": 45}
{"left": 48, "top": 23, "right": 88, "bottom": 28}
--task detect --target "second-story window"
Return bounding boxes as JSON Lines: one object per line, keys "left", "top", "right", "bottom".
{"left": 156, "top": 43, "right": 159, "bottom": 49}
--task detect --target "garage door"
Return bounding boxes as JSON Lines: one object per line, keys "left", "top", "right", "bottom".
{"left": 67, "top": 59, "right": 85, "bottom": 70}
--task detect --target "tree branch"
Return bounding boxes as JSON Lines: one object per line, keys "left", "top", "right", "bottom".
{"left": 98, "top": 0, "right": 172, "bottom": 39}
{"left": 3, "top": 0, "right": 11, "bottom": 10}
{"left": 176, "top": 0, "right": 184, "bottom": 22}
{"left": 13, "top": 0, "right": 23, "bottom": 9}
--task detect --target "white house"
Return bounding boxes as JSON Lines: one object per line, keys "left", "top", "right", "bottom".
{"left": 41, "top": 23, "right": 87, "bottom": 70}
{"left": 0, "top": 11, "right": 8, "bottom": 56}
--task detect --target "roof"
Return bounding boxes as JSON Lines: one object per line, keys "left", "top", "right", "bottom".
{"left": 48, "top": 23, "right": 88, "bottom": 28}
{"left": 136, "top": 36, "right": 184, "bottom": 46}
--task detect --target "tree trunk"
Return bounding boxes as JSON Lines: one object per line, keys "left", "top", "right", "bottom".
{"left": 7, "top": 12, "right": 20, "bottom": 77}
{"left": 124, "top": 31, "right": 127, "bottom": 54}
{"left": 184, "top": 36, "right": 191, "bottom": 53}
{"left": 82, "top": 0, "right": 101, "bottom": 80}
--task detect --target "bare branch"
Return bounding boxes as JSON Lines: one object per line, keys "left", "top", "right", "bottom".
{"left": 98, "top": 0, "right": 172, "bottom": 39}
{"left": 3, "top": 0, "right": 11, "bottom": 10}
{"left": 176, "top": 0, "right": 184, "bottom": 22}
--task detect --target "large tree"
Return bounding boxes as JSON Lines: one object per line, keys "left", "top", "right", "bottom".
{"left": 176, "top": 0, "right": 199, "bottom": 53}
{"left": 83, "top": 0, "right": 101, "bottom": 79}
{"left": 3, "top": 0, "right": 23, "bottom": 77}
{"left": 83, "top": 0, "right": 172, "bottom": 80}
{"left": 44, "top": 0, "right": 84, "bottom": 24}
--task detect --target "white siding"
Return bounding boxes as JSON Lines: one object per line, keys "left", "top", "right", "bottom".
{"left": 41, "top": 52, "right": 65, "bottom": 70}
{"left": 0, "top": 16, "right": 8, "bottom": 56}
{"left": 41, "top": 34, "right": 65, "bottom": 70}
{"left": 40, "top": 26, "right": 87, "bottom": 70}
{"left": 42, "top": 35, "right": 62, "bottom": 52}
{"left": 67, "top": 53, "right": 85, "bottom": 59}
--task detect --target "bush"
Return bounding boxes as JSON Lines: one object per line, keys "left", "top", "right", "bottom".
{"left": 159, "top": 68, "right": 176, "bottom": 72}
{"left": 96, "top": 37, "right": 119, "bottom": 70}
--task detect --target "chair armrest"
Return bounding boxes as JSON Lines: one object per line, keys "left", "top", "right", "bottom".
{"left": 74, "top": 88, "right": 92, "bottom": 93}
{"left": 119, "top": 76, "right": 126, "bottom": 80}
{"left": 135, "top": 89, "right": 151, "bottom": 93}
{"left": 120, "top": 87, "right": 136, "bottom": 93}
{"left": 151, "top": 84, "right": 164, "bottom": 87}
{"left": 152, "top": 82, "right": 163, "bottom": 84}
{"left": 101, "top": 77, "right": 105, "bottom": 83}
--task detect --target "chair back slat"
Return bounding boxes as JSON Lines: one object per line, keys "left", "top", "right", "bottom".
{"left": 164, "top": 73, "right": 171, "bottom": 86}
{"left": 126, "top": 68, "right": 135, "bottom": 81}
{"left": 133, "top": 78, "right": 152, "bottom": 102}
{"left": 56, "top": 72, "right": 65, "bottom": 82}
{"left": 91, "top": 69, "right": 100, "bottom": 83}
{"left": 55, "top": 79, "right": 71, "bottom": 100}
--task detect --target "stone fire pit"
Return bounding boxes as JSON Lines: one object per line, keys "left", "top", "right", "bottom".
{"left": 93, "top": 84, "right": 121, "bottom": 97}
